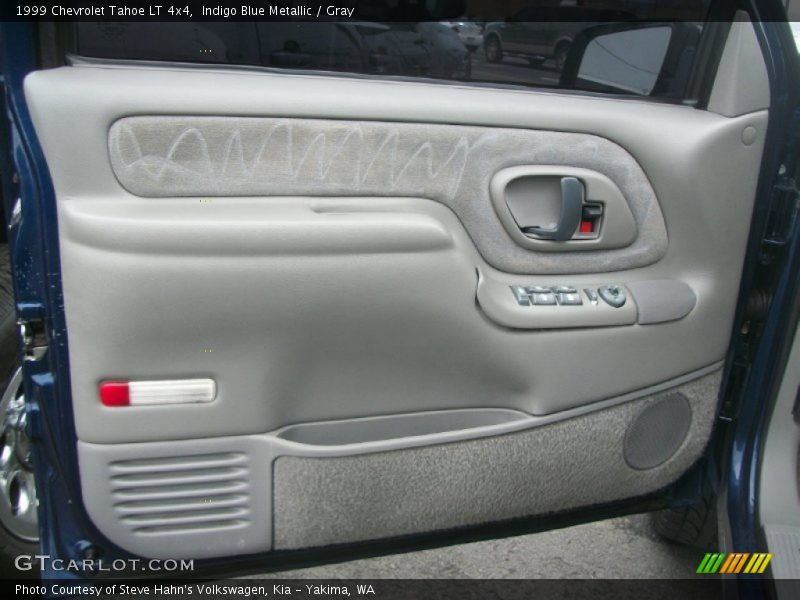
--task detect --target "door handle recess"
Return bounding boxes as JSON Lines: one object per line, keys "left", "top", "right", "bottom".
{"left": 489, "top": 165, "right": 639, "bottom": 252}
{"left": 521, "top": 177, "right": 583, "bottom": 241}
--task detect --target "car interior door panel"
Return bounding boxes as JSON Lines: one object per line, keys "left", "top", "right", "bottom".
{"left": 23, "top": 18, "right": 768, "bottom": 561}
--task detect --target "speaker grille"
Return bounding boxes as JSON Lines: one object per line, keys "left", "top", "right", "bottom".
{"left": 109, "top": 452, "right": 251, "bottom": 535}
{"left": 624, "top": 394, "right": 692, "bottom": 470}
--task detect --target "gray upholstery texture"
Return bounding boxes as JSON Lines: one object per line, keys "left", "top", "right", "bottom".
{"left": 109, "top": 116, "right": 668, "bottom": 275}
{"left": 273, "top": 370, "right": 720, "bottom": 549}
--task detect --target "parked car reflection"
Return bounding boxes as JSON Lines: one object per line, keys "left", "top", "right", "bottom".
{"left": 441, "top": 19, "right": 485, "bottom": 52}
{"left": 483, "top": 7, "right": 634, "bottom": 71}
{"left": 261, "top": 22, "right": 471, "bottom": 80}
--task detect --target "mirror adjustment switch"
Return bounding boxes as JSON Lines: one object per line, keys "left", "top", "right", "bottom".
{"left": 557, "top": 292, "right": 582, "bottom": 305}
{"left": 510, "top": 285, "right": 531, "bottom": 306}
{"left": 532, "top": 292, "right": 557, "bottom": 305}
{"left": 598, "top": 285, "right": 626, "bottom": 308}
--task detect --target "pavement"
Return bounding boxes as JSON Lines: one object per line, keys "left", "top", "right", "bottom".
{"left": 257, "top": 513, "right": 708, "bottom": 579}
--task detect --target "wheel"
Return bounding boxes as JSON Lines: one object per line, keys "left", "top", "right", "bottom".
{"left": 652, "top": 479, "right": 717, "bottom": 550}
{"left": 0, "top": 245, "right": 39, "bottom": 578}
{"left": 484, "top": 36, "right": 503, "bottom": 63}
{"left": 555, "top": 42, "right": 571, "bottom": 72}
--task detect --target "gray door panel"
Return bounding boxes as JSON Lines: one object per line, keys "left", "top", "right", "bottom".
{"left": 25, "top": 63, "right": 765, "bottom": 559}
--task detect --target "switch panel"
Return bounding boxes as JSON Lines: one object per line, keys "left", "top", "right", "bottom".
{"left": 478, "top": 273, "right": 697, "bottom": 330}
{"left": 480, "top": 281, "right": 638, "bottom": 328}
{"left": 510, "top": 285, "right": 627, "bottom": 309}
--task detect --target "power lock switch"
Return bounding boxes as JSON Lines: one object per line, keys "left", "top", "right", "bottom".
{"left": 577, "top": 203, "right": 603, "bottom": 237}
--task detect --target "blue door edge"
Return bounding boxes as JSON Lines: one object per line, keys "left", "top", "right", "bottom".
{"left": 715, "top": 8, "right": 800, "bottom": 598}
{"left": 0, "top": 22, "right": 124, "bottom": 580}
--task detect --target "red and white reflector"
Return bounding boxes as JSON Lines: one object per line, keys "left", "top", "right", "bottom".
{"left": 100, "top": 379, "right": 216, "bottom": 407}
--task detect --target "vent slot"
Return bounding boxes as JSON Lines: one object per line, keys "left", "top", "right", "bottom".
{"left": 132, "top": 520, "right": 250, "bottom": 535}
{"left": 109, "top": 452, "right": 252, "bottom": 536}
{"left": 115, "top": 493, "right": 249, "bottom": 515}
{"left": 112, "top": 466, "right": 248, "bottom": 487}
{"left": 110, "top": 452, "right": 246, "bottom": 473}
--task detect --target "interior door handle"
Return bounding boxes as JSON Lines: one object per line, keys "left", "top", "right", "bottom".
{"left": 521, "top": 177, "right": 584, "bottom": 241}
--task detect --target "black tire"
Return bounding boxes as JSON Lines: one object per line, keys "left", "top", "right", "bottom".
{"left": 484, "top": 36, "right": 503, "bottom": 63}
{"left": 652, "top": 480, "right": 718, "bottom": 550}
{"left": 0, "top": 244, "right": 39, "bottom": 579}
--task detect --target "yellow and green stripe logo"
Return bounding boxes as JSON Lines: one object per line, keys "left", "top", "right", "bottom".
{"left": 697, "top": 553, "right": 773, "bottom": 574}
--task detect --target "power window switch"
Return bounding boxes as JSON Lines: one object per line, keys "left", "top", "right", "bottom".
{"left": 553, "top": 285, "right": 577, "bottom": 293}
{"left": 533, "top": 292, "right": 558, "bottom": 305}
{"left": 584, "top": 288, "right": 599, "bottom": 305}
{"left": 557, "top": 292, "right": 583, "bottom": 305}
{"left": 526, "top": 285, "right": 553, "bottom": 294}
{"left": 511, "top": 285, "right": 531, "bottom": 306}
